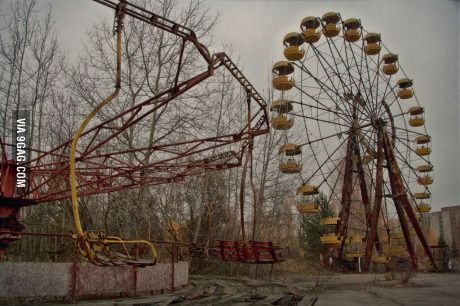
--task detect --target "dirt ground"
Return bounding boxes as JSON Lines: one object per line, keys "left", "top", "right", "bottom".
{"left": 37, "top": 272, "right": 460, "bottom": 305}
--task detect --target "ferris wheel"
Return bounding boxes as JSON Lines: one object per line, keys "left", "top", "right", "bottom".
{"left": 271, "top": 12, "right": 436, "bottom": 270}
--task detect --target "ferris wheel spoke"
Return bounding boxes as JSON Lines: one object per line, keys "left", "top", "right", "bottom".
{"left": 365, "top": 54, "right": 398, "bottom": 120}
{"left": 293, "top": 84, "right": 351, "bottom": 125}
{"left": 290, "top": 112, "right": 351, "bottom": 128}
{"left": 391, "top": 146, "right": 431, "bottom": 214}
{"left": 392, "top": 136, "right": 433, "bottom": 180}
{"left": 377, "top": 84, "right": 400, "bottom": 120}
{"left": 290, "top": 100, "right": 349, "bottom": 119}
{"left": 316, "top": 157, "right": 346, "bottom": 192}
{"left": 295, "top": 80, "right": 373, "bottom": 128}
{"left": 372, "top": 79, "right": 395, "bottom": 115}
{"left": 346, "top": 39, "right": 380, "bottom": 119}
{"left": 298, "top": 88, "right": 336, "bottom": 188}
{"left": 393, "top": 126, "right": 430, "bottom": 138}
{"left": 362, "top": 50, "right": 392, "bottom": 119}
{"left": 301, "top": 63, "right": 348, "bottom": 188}
{"left": 307, "top": 45, "right": 357, "bottom": 119}
{"left": 390, "top": 109, "right": 411, "bottom": 119}
{"left": 326, "top": 34, "right": 377, "bottom": 121}
{"left": 379, "top": 85, "right": 399, "bottom": 110}
{"left": 294, "top": 63, "right": 354, "bottom": 124}
{"left": 298, "top": 121, "right": 373, "bottom": 148}
{"left": 371, "top": 75, "right": 389, "bottom": 119}
{"left": 362, "top": 48, "right": 378, "bottom": 111}
{"left": 325, "top": 37, "right": 357, "bottom": 96}
{"left": 325, "top": 156, "right": 347, "bottom": 205}
{"left": 304, "top": 138, "right": 348, "bottom": 184}
{"left": 323, "top": 37, "right": 364, "bottom": 115}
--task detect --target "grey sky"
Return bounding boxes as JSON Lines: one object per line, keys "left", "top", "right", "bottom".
{"left": 15, "top": 0, "right": 460, "bottom": 209}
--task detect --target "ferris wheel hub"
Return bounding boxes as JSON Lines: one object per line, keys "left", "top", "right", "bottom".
{"left": 371, "top": 117, "right": 387, "bottom": 130}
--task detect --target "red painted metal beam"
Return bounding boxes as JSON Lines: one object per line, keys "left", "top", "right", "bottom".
{"left": 354, "top": 137, "right": 382, "bottom": 257}
{"left": 363, "top": 129, "right": 384, "bottom": 271}
{"left": 382, "top": 131, "right": 437, "bottom": 270}
{"left": 0, "top": 40, "right": 268, "bottom": 207}
{"left": 0, "top": 0, "right": 269, "bottom": 253}
{"left": 336, "top": 135, "right": 354, "bottom": 260}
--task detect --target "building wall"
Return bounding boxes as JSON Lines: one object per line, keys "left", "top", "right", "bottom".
{"left": 442, "top": 205, "right": 460, "bottom": 253}
{"left": 431, "top": 205, "right": 460, "bottom": 254}
{"left": 430, "top": 211, "right": 442, "bottom": 243}
{"left": 441, "top": 210, "right": 452, "bottom": 246}
{"left": 0, "top": 261, "right": 189, "bottom": 304}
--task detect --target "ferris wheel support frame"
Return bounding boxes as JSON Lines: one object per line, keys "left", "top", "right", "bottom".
{"left": 336, "top": 102, "right": 383, "bottom": 261}
{"left": 382, "top": 131, "right": 437, "bottom": 270}
{"left": 336, "top": 134, "right": 354, "bottom": 259}
{"left": 336, "top": 124, "right": 436, "bottom": 271}
{"left": 354, "top": 134, "right": 383, "bottom": 254}
{"left": 363, "top": 128, "right": 384, "bottom": 271}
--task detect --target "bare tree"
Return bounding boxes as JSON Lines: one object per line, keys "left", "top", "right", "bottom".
{"left": 0, "top": 0, "right": 68, "bottom": 262}
{"left": 65, "top": 0, "right": 222, "bottom": 242}
{"left": 0, "top": 0, "right": 64, "bottom": 148}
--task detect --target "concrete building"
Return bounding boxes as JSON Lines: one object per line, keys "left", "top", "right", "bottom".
{"left": 430, "top": 211, "right": 442, "bottom": 244}
{"left": 430, "top": 205, "right": 460, "bottom": 255}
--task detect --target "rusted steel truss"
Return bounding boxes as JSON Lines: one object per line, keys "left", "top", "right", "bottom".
{"left": 0, "top": 0, "right": 268, "bottom": 205}
{"left": 0, "top": 0, "right": 268, "bottom": 250}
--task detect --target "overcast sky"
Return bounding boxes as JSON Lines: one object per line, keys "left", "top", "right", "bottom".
{"left": 22, "top": 0, "right": 460, "bottom": 209}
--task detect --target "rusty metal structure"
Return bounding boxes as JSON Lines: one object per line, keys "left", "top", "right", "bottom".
{"left": 0, "top": 0, "right": 278, "bottom": 264}
{"left": 272, "top": 13, "right": 436, "bottom": 270}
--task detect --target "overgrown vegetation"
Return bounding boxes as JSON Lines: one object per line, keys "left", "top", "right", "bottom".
{"left": 298, "top": 192, "right": 334, "bottom": 260}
